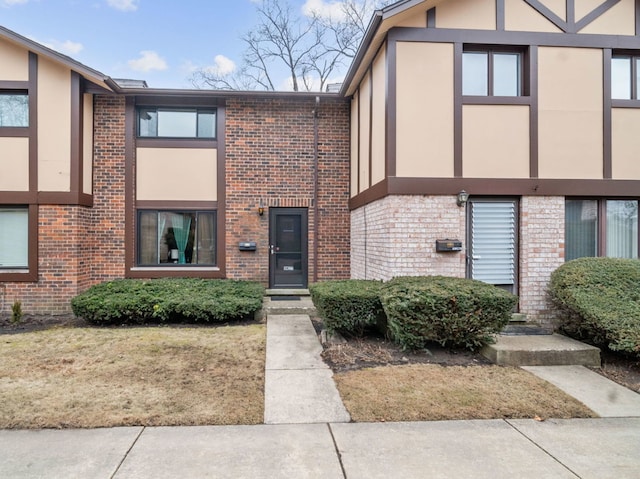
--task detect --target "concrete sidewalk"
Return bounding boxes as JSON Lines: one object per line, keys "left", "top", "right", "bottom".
{"left": 1, "top": 418, "right": 639, "bottom": 478}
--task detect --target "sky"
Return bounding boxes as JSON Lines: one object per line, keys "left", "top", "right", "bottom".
{"left": 0, "top": 0, "right": 356, "bottom": 89}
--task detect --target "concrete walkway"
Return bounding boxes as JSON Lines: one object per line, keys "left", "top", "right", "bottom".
{"left": 1, "top": 313, "right": 640, "bottom": 478}
{"left": 264, "top": 314, "right": 350, "bottom": 424}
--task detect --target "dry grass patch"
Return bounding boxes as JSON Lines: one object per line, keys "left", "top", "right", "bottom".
{"left": 0, "top": 325, "right": 265, "bottom": 429}
{"left": 335, "top": 364, "right": 596, "bottom": 422}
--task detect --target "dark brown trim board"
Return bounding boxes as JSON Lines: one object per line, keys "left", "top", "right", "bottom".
{"left": 387, "top": 26, "right": 640, "bottom": 49}
{"left": 575, "top": 0, "right": 621, "bottom": 32}
{"left": 28, "top": 52, "right": 37, "bottom": 195}
{"left": 603, "top": 49, "right": 613, "bottom": 179}
{"left": 529, "top": 45, "right": 539, "bottom": 178}
{"left": 368, "top": 66, "right": 373, "bottom": 188}
{"left": 427, "top": 7, "right": 436, "bottom": 28}
{"left": 386, "top": 39, "right": 397, "bottom": 178}
{"left": 0, "top": 204, "right": 38, "bottom": 282}
{"left": 453, "top": 42, "right": 463, "bottom": 177}
{"left": 349, "top": 177, "right": 640, "bottom": 210}
{"left": 496, "top": 0, "right": 505, "bottom": 31}
{"left": 135, "top": 138, "right": 218, "bottom": 149}
{"left": 70, "top": 72, "right": 82, "bottom": 195}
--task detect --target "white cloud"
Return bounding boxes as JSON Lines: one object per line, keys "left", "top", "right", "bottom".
{"left": 302, "top": 0, "right": 346, "bottom": 21}
{"left": 204, "top": 55, "right": 237, "bottom": 76}
{"left": 50, "top": 40, "right": 84, "bottom": 55}
{"left": 128, "top": 50, "right": 167, "bottom": 72}
{"left": 106, "top": 0, "right": 138, "bottom": 12}
{"left": 1, "top": 0, "right": 29, "bottom": 6}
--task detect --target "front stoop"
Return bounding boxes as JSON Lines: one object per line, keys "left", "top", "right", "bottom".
{"left": 481, "top": 334, "right": 601, "bottom": 367}
{"left": 262, "top": 290, "right": 317, "bottom": 316}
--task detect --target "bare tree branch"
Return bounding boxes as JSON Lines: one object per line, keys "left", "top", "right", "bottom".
{"left": 192, "top": 0, "right": 391, "bottom": 92}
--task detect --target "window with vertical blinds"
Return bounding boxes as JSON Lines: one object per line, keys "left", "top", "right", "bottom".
{"left": 470, "top": 201, "right": 516, "bottom": 286}
{"left": 565, "top": 199, "right": 638, "bottom": 260}
{"left": 0, "top": 208, "right": 28, "bottom": 268}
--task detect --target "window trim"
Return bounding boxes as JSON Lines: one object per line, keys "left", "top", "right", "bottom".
{"left": 0, "top": 205, "right": 37, "bottom": 282}
{"left": 611, "top": 51, "right": 640, "bottom": 107}
{"left": 137, "top": 107, "right": 217, "bottom": 140}
{"left": 136, "top": 209, "right": 218, "bottom": 268}
{"left": 0, "top": 90, "right": 29, "bottom": 129}
{"left": 462, "top": 45, "right": 529, "bottom": 102}
{"left": 565, "top": 198, "right": 639, "bottom": 260}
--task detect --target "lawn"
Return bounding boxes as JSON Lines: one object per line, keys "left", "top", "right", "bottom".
{"left": 334, "top": 364, "right": 597, "bottom": 422}
{"left": 0, "top": 325, "right": 265, "bottom": 429}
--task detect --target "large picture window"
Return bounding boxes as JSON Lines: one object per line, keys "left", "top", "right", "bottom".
{"left": 565, "top": 199, "right": 638, "bottom": 261}
{"left": 0, "top": 92, "right": 28, "bottom": 127}
{"left": 0, "top": 208, "right": 28, "bottom": 268}
{"left": 463, "top": 48, "right": 523, "bottom": 97}
{"left": 138, "top": 210, "right": 216, "bottom": 266}
{"left": 138, "top": 108, "right": 216, "bottom": 139}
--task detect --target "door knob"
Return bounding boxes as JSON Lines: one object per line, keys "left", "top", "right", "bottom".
{"left": 270, "top": 245, "right": 275, "bottom": 254}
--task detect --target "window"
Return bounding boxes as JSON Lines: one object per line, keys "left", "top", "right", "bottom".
{"left": 0, "top": 208, "right": 28, "bottom": 268}
{"left": 0, "top": 92, "right": 28, "bottom": 127}
{"left": 138, "top": 108, "right": 216, "bottom": 138}
{"left": 138, "top": 211, "right": 216, "bottom": 266}
{"left": 611, "top": 54, "right": 640, "bottom": 100}
{"left": 463, "top": 49, "right": 522, "bottom": 97}
{"left": 565, "top": 199, "right": 638, "bottom": 261}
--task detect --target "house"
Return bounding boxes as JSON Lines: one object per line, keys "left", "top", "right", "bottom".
{"left": 1, "top": 0, "right": 640, "bottom": 328}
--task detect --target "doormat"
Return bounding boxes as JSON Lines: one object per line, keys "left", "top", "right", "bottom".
{"left": 270, "top": 296, "right": 301, "bottom": 301}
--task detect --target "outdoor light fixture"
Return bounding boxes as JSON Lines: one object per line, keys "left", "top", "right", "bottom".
{"left": 258, "top": 202, "right": 264, "bottom": 216}
{"left": 456, "top": 190, "right": 469, "bottom": 207}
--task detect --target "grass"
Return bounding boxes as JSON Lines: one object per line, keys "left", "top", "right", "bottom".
{"left": 334, "top": 364, "right": 597, "bottom": 422}
{"left": 0, "top": 325, "right": 265, "bottom": 429}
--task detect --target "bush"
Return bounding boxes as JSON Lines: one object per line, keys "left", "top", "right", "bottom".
{"left": 549, "top": 257, "right": 640, "bottom": 356}
{"left": 380, "top": 276, "right": 517, "bottom": 351}
{"left": 71, "top": 278, "right": 264, "bottom": 325}
{"left": 309, "top": 280, "right": 385, "bottom": 336}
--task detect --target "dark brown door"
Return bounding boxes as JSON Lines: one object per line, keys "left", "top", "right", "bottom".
{"left": 269, "top": 208, "right": 308, "bottom": 288}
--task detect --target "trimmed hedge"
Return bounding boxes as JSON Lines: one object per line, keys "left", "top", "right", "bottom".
{"left": 549, "top": 257, "right": 640, "bottom": 356}
{"left": 309, "top": 280, "right": 385, "bottom": 336}
{"left": 71, "top": 278, "right": 264, "bottom": 325}
{"left": 380, "top": 276, "right": 517, "bottom": 350}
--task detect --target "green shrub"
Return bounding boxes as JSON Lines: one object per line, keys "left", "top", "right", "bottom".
{"left": 11, "top": 300, "right": 23, "bottom": 324}
{"left": 549, "top": 257, "right": 640, "bottom": 356}
{"left": 380, "top": 276, "right": 517, "bottom": 351}
{"left": 71, "top": 278, "right": 264, "bottom": 325}
{"left": 309, "top": 280, "right": 385, "bottom": 336}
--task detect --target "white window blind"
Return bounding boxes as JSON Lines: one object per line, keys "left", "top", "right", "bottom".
{"left": 471, "top": 202, "right": 516, "bottom": 285}
{"left": 0, "top": 209, "right": 28, "bottom": 268}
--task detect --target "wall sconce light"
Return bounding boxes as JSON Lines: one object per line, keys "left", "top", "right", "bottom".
{"left": 456, "top": 190, "right": 469, "bottom": 207}
{"left": 258, "top": 202, "right": 264, "bottom": 216}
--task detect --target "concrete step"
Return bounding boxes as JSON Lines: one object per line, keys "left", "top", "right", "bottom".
{"left": 265, "top": 289, "right": 310, "bottom": 297}
{"left": 262, "top": 296, "right": 317, "bottom": 316}
{"left": 510, "top": 312, "right": 528, "bottom": 322}
{"left": 481, "top": 334, "right": 600, "bottom": 367}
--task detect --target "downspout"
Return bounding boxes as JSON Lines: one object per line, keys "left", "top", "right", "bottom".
{"left": 313, "top": 96, "right": 320, "bottom": 284}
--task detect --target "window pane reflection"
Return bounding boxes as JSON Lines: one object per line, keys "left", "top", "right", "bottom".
{"left": 494, "top": 53, "right": 520, "bottom": 96}
{"left": 463, "top": 52, "right": 488, "bottom": 96}
{"left": 612, "top": 57, "right": 631, "bottom": 99}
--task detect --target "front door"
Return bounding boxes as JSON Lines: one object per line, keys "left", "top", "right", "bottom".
{"left": 269, "top": 208, "right": 308, "bottom": 288}
{"left": 467, "top": 199, "right": 518, "bottom": 295}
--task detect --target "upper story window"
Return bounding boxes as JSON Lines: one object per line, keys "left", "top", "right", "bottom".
{"left": 138, "top": 108, "right": 216, "bottom": 139}
{"left": 0, "top": 92, "right": 28, "bottom": 127}
{"left": 463, "top": 48, "right": 523, "bottom": 97}
{"left": 611, "top": 54, "right": 640, "bottom": 100}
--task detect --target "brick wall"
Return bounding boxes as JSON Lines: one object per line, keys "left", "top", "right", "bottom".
{"left": 90, "top": 95, "right": 127, "bottom": 284}
{"left": 225, "top": 96, "right": 350, "bottom": 285}
{"left": 351, "top": 195, "right": 466, "bottom": 280}
{"left": 519, "top": 196, "right": 565, "bottom": 328}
